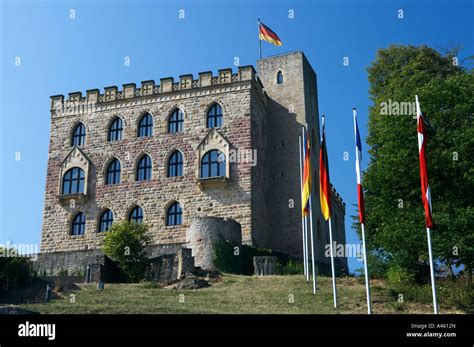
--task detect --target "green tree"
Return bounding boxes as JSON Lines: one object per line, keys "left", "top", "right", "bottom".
{"left": 103, "top": 221, "right": 152, "bottom": 282}
{"left": 361, "top": 45, "right": 474, "bottom": 285}
{"left": 0, "top": 248, "right": 31, "bottom": 290}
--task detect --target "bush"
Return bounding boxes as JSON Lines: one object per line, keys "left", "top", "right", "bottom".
{"left": 387, "top": 265, "right": 415, "bottom": 286}
{"left": 213, "top": 241, "right": 242, "bottom": 274}
{"left": 103, "top": 221, "right": 152, "bottom": 282}
{"left": 0, "top": 248, "right": 31, "bottom": 291}
{"left": 276, "top": 260, "right": 304, "bottom": 275}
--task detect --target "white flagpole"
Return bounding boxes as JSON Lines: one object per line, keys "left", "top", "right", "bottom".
{"left": 360, "top": 223, "right": 371, "bottom": 314}
{"left": 328, "top": 217, "right": 338, "bottom": 308}
{"left": 298, "top": 135, "right": 308, "bottom": 278}
{"left": 416, "top": 95, "right": 438, "bottom": 315}
{"left": 353, "top": 108, "right": 372, "bottom": 314}
{"left": 306, "top": 123, "right": 317, "bottom": 294}
{"left": 426, "top": 227, "right": 438, "bottom": 314}
{"left": 301, "top": 126, "right": 311, "bottom": 282}
{"left": 322, "top": 115, "right": 337, "bottom": 308}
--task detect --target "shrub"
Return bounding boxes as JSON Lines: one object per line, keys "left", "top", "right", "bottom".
{"left": 387, "top": 265, "right": 415, "bottom": 286}
{"left": 213, "top": 241, "right": 242, "bottom": 274}
{"left": 276, "top": 260, "right": 304, "bottom": 275}
{"left": 0, "top": 248, "right": 31, "bottom": 291}
{"left": 103, "top": 221, "right": 152, "bottom": 282}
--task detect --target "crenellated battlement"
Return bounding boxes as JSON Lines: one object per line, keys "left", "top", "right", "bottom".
{"left": 50, "top": 66, "right": 258, "bottom": 111}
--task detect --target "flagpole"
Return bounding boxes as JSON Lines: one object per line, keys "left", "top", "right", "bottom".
{"left": 301, "top": 126, "right": 310, "bottom": 282}
{"left": 426, "top": 227, "right": 438, "bottom": 314}
{"left": 298, "top": 135, "right": 308, "bottom": 278}
{"left": 321, "top": 115, "right": 337, "bottom": 308}
{"left": 257, "top": 18, "right": 262, "bottom": 60}
{"left": 328, "top": 216, "right": 338, "bottom": 308}
{"left": 415, "top": 95, "right": 438, "bottom": 315}
{"left": 360, "top": 223, "right": 371, "bottom": 314}
{"left": 353, "top": 108, "right": 372, "bottom": 314}
{"left": 306, "top": 123, "right": 317, "bottom": 294}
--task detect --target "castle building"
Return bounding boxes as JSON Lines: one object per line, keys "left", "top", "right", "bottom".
{"left": 40, "top": 51, "right": 347, "bottom": 275}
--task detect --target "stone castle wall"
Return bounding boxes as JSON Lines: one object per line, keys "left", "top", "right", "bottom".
{"left": 40, "top": 67, "right": 264, "bottom": 253}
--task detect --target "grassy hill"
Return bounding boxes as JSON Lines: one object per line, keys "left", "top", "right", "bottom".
{"left": 17, "top": 274, "right": 467, "bottom": 314}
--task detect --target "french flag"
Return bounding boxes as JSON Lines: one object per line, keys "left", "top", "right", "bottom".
{"left": 353, "top": 109, "right": 365, "bottom": 224}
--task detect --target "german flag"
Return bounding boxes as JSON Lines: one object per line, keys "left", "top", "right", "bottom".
{"left": 259, "top": 21, "right": 282, "bottom": 46}
{"left": 301, "top": 128, "right": 312, "bottom": 216}
{"left": 319, "top": 117, "right": 332, "bottom": 221}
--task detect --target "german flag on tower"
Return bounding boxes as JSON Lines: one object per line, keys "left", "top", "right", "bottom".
{"left": 258, "top": 20, "right": 283, "bottom": 46}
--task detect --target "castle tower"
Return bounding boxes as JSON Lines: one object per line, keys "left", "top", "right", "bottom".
{"left": 257, "top": 52, "right": 346, "bottom": 273}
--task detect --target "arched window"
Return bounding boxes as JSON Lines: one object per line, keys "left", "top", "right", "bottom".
{"left": 277, "top": 70, "right": 283, "bottom": 84}
{"left": 168, "top": 109, "right": 184, "bottom": 133}
{"left": 98, "top": 209, "right": 113, "bottom": 232}
{"left": 106, "top": 159, "right": 121, "bottom": 185}
{"left": 167, "top": 151, "right": 183, "bottom": 177}
{"left": 138, "top": 113, "right": 153, "bottom": 137}
{"left": 166, "top": 202, "right": 182, "bottom": 226}
{"left": 129, "top": 206, "right": 143, "bottom": 224}
{"left": 108, "top": 117, "right": 123, "bottom": 141}
{"left": 62, "top": 167, "right": 85, "bottom": 194}
{"left": 206, "top": 103, "right": 223, "bottom": 128}
{"left": 201, "top": 150, "right": 225, "bottom": 178}
{"left": 71, "top": 123, "right": 86, "bottom": 146}
{"left": 136, "top": 155, "right": 152, "bottom": 181}
{"left": 71, "top": 212, "right": 86, "bottom": 235}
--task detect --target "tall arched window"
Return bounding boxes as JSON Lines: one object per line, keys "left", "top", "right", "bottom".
{"left": 62, "top": 167, "right": 85, "bottom": 194}
{"left": 136, "top": 155, "right": 152, "bottom": 181}
{"left": 106, "top": 159, "right": 121, "bottom": 185}
{"left": 108, "top": 117, "right": 123, "bottom": 141}
{"left": 166, "top": 202, "right": 182, "bottom": 226}
{"left": 71, "top": 123, "right": 86, "bottom": 146}
{"left": 277, "top": 70, "right": 283, "bottom": 84}
{"left": 201, "top": 150, "right": 225, "bottom": 178}
{"left": 129, "top": 206, "right": 143, "bottom": 224}
{"left": 168, "top": 109, "right": 184, "bottom": 133}
{"left": 98, "top": 209, "right": 113, "bottom": 232}
{"left": 167, "top": 151, "right": 183, "bottom": 177}
{"left": 71, "top": 212, "right": 86, "bottom": 235}
{"left": 138, "top": 113, "right": 153, "bottom": 137}
{"left": 206, "top": 103, "right": 223, "bottom": 128}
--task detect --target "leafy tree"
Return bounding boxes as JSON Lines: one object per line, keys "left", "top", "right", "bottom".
{"left": 361, "top": 45, "right": 473, "bottom": 286}
{"left": 103, "top": 221, "right": 152, "bottom": 282}
{"left": 0, "top": 248, "right": 31, "bottom": 290}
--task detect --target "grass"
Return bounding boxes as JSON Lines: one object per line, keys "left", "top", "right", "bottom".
{"left": 18, "top": 274, "right": 465, "bottom": 314}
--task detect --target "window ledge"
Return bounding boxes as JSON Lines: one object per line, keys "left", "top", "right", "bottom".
{"left": 58, "top": 193, "right": 87, "bottom": 204}
{"left": 196, "top": 176, "right": 230, "bottom": 190}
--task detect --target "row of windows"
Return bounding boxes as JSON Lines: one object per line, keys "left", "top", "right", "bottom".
{"left": 70, "top": 103, "right": 223, "bottom": 147}
{"left": 71, "top": 202, "right": 183, "bottom": 235}
{"left": 61, "top": 149, "right": 225, "bottom": 194}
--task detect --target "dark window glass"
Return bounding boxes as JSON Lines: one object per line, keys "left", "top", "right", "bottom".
{"left": 206, "top": 103, "right": 223, "bottom": 128}
{"left": 200, "top": 150, "right": 225, "bottom": 178}
{"left": 62, "top": 167, "right": 85, "bottom": 194}
{"left": 71, "top": 212, "right": 86, "bottom": 235}
{"left": 136, "top": 155, "right": 152, "bottom": 181}
{"left": 168, "top": 109, "right": 184, "bottom": 133}
{"left": 277, "top": 70, "right": 283, "bottom": 84}
{"left": 71, "top": 123, "right": 86, "bottom": 146}
{"left": 167, "top": 151, "right": 183, "bottom": 177}
{"left": 106, "top": 159, "right": 121, "bottom": 185}
{"left": 167, "top": 202, "right": 182, "bottom": 226}
{"left": 138, "top": 113, "right": 153, "bottom": 137}
{"left": 108, "top": 117, "right": 123, "bottom": 141}
{"left": 129, "top": 206, "right": 143, "bottom": 224}
{"left": 98, "top": 209, "right": 113, "bottom": 232}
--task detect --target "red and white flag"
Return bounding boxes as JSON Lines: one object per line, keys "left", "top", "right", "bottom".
{"left": 416, "top": 95, "right": 433, "bottom": 228}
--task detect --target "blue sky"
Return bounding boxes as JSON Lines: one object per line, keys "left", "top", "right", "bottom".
{"left": 1, "top": 0, "right": 472, "bottom": 272}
